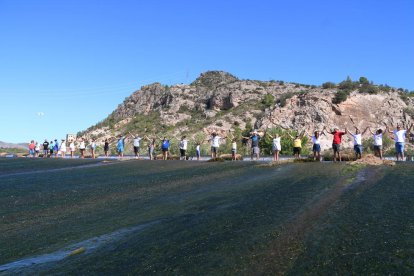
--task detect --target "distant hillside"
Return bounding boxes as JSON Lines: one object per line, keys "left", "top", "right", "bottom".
{"left": 0, "top": 141, "right": 27, "bottom": 149}
{"left": 79, "top": 71, "right": 414, "bottom": 152}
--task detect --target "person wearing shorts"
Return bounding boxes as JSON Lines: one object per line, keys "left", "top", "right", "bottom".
{"left": 179, "top": 136, "right": 188, "bottom": 160}
{"left": 307, "top": 128, "right": 326, "bottom": 161}
{"left": 130, "top": 133, "right": 142, "bottom": 159}
{"left": 117, "top": 135, "right": 126, "bottom": 159}
{"left": 231, "top": 138, "right": 237, "bottom": 161}
{"left": 209, "top": 133, "right": 221, "bottom": 159}
{"left": 244, "top": 130, "right": 260, "bottom": 161}
{"left": 59, "top": 139, "right": 67, "bottom": 158}
{"left": 347, "top": 127, "right": 369, "bottom": 160}
{"left": 49, "top": 141, "right": 54, "bottom": 157}
{"left": 42, "top": 139, "right": 49, "bottom": 158}
{"left": 79, "top": 138, "right": 86, "bottom": 158}
{"left": 28, "top": 140, "right": 35, "bottom": 157}
{"left": 387, "top": 123, "right": 413, "bottom": 161}
{"left": 292, "top": 135, "right": 302, "bottom": 159}
{"left": 266, "top": 129, "right": 281, "bottom": 161}
{"left": 328, "top": 127, "right": 347, "bottom": 162}
{"left": 160, "top": 137, "right": 170, "bottom": 160}
{"left": 69, "top": 140, "right": 76, "bottom": 158}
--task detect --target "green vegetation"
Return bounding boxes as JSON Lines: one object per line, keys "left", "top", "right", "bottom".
{"left": 0, "top": 147, "right": 26, "bottom": 155}
{"left": 261, "top": 93, "right": 275, "bottom": 108}
{"left": 322, "top": 82, "right": 336, "bottom": 89}
{"left": 332, "top": 89, "right": 350, "bottom": 104}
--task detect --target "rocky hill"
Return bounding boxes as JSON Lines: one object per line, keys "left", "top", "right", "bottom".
{"left": 80, "top": 71, "right": 414, "bottom": 151}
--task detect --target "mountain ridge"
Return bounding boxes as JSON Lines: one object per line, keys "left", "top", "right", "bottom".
{"left": 79, "top": 71, "right": 414, "bottom": 152}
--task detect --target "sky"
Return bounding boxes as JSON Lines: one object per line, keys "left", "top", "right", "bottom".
{"left": 1, "top": 0, "right": 413, "bottom": 143}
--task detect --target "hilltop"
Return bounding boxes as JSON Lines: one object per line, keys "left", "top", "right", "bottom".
{"left": 79, "top": 71, "right": 414, "bottom": 152}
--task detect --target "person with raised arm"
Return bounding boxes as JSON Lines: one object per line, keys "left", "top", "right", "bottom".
{"left": 78, "top": 137, "right": 86, "bottom": 158}
{"left": 117, "top": 134, "right": 129, "bottom": 159}
{"left": 368, "top": 124, "right": 388, "bottom": 159}
{"left": 227, "top": 130, "right": 238, "bottom": 161}
{"left": 386, "top": 122, "right": 413, "bottom": 161}
{"left": 242, "top": 130, "right": 261, "bottom": 160}
{"left": 327, "top": 126, "right": 347, "bottom": 162}
{"left": 304, "top": 127, "right": 326, "bottom": 161}
{"left": 59, "top": 139, "right": 67, "bottom": 158}
{"left": 178, "top": 136, "right": 189, "bottom": 160}
{"left": 143, "top": 135, "right": 156, "bottom": 160}
{"left": 69, "top": 139, "right": 76, "bottom": 158}
{"left": 266, "top": 126, "right": 282, "bottom": 161}
{"left": 347, "top": 126, "right": 369, "bottom": 160}
{"left": 158, "top": 136, "right": 170, "bottom": 160}
{"left": 209, "top": 131, "right": 225, "bottom": 159}
{"left": 285, "top": 129, "right": 305, "bottom": 159}
{"left": 129, "top": 132, "right": 142, "bottom": 159}
{"left": 103, "top": 137, "right": 114, "bottom": 158}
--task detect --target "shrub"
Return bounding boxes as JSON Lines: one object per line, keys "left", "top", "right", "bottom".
{"left": 378, "top": 84, "right": 391, "bottom": 92}
{"left": 404, "top": 107, "right": 414, "bottom": 118}
{"left": 338, "top": 76, "right": 359, "bottom": 91}
{"left": 358, "top": 84, "right": 379, "bottom": 94}
{"left": 322, "top": 82, "right": 336, "bottom": 89}
{"left": 279, "top": 80, "right": 284, "bottom": 85}
{"left": 261, "top": 93, "right": 275, "bottom": 108}
{"left": 278, "top": 92, "right": 295, "bottom": 107}
{"left": 332, "top": 90, "right": 350, "bottom": 104}
{"left": 359, "top": 76, "right": 370, "bottom": 85}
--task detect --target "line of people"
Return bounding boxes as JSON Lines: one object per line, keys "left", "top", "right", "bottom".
{"left": 27, "top": 122, "right": 413, "bottom": 161}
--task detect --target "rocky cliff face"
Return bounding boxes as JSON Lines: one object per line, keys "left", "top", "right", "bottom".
{"left": 81, "top": 71, "right": 414, "bottom": 150}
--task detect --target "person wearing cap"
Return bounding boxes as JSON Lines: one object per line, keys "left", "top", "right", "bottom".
{"left": 327, "top": 127, "right": 347, "bottom": 162}
{"left": 386, "top": 123, "right": 413, "bottom": 161}
{"left": 243, "top": 130, "right": 261, "bottom": 160}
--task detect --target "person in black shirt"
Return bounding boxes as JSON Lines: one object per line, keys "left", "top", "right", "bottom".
{"left": 42, "top": 139, "right": 49, "bottom": 158}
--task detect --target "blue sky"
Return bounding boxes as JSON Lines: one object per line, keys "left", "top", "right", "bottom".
{"left": 1, "top": 0, "right": 413, "bottom": 143}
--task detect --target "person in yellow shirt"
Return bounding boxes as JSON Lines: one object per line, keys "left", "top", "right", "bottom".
{"left": 292, "top": 135, "right": 302, "bottom": 159}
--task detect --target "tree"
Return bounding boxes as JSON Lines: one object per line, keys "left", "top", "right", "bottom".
{"left": 359, "top": 76, "right": 369, "bottom": 85}
{"left": 322, "top": 82, "right": 336, "bottom": 89}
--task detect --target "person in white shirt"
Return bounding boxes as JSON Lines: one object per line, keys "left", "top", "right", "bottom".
{"left": 79, "top": 138, "right": 86, "bottom": 158}
{"left": 179, "top": 136, "right": 189, "bottom": 160}
{"left": 69, "top": 140, "right": 76, "bottom": 158}
{"left": 368, "top": 125, "right": 387, "bottom": 159}
{"left": 266, "top": 130, "right": 282, "bottom": 161}
{"left": 209, "top": 133, "right": 222, "bottom": 159}
{"left": 304, "top": 127, "right": 326, "bottom": 161}
{"left": 90, "top": 139, "right": 97, "bottom": 159}
{"left": 387, "top": 123, "right": 413, "bottom": 161}
{"left": 347, "top": 127, "right": 369, "bottom": 160}
{"left": 130, "top": 133, "right": 142, "bottom": 159}
{"left": 231, "top": 138, "right": 237, "bottom": 161}
{"left": 59, "top": 139, "right": 67, "bottom": 158}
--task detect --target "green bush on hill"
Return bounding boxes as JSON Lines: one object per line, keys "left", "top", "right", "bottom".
{"left": 261, "top": 93, "right": 275, "bottom": 108}
{"left": 322, "top": 82, "right": 336, "bottom": 89}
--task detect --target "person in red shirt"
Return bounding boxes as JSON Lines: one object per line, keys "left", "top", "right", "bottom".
{"left": 328, "top": 127, "right": 347, "bottom": 162}
{"left": 28, "top": 140, "right": 35, "bottom": 158}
